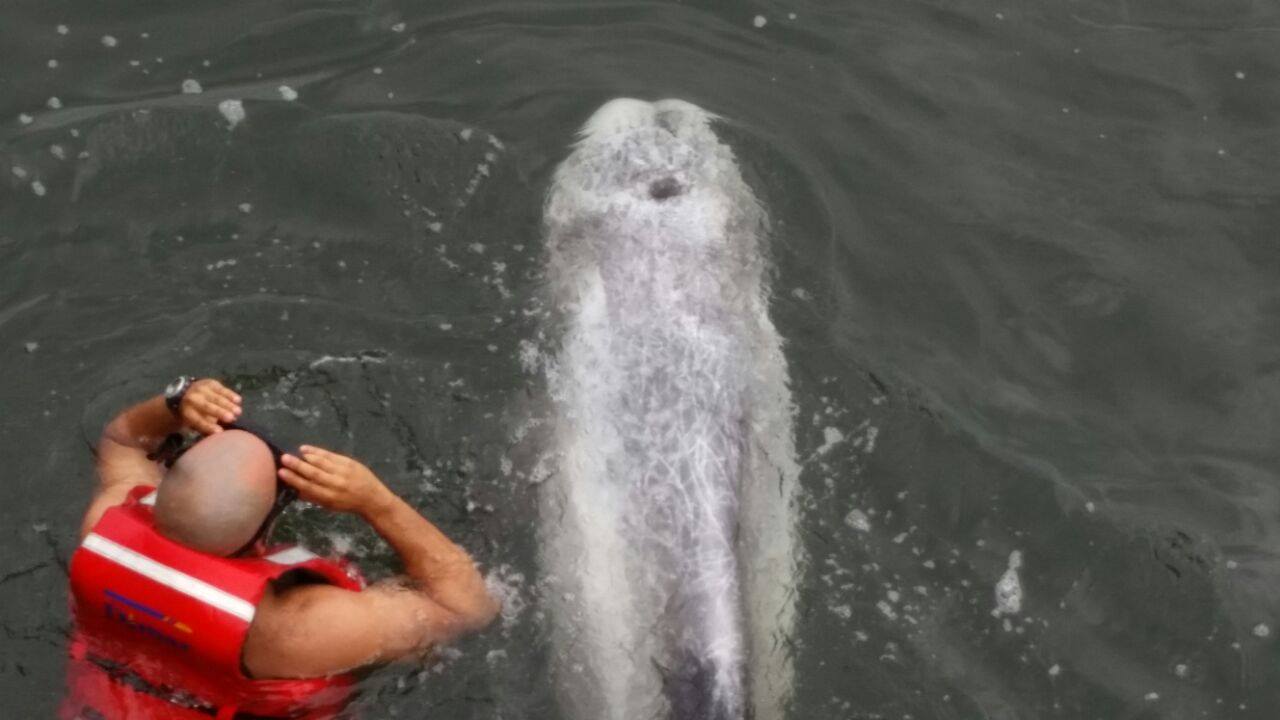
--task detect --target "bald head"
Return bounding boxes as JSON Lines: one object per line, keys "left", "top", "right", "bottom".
{"left": 154, "top": 430, "right": 278, "bottom": 556}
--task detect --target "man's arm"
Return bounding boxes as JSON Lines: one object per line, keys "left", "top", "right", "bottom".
{"left": 243, "top": 448, "right": 499, "bottom": 678}
{"left": 82, "top": 380, "right": 242, "bottom": 538}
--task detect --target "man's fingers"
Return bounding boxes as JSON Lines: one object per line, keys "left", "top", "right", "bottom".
{"left": 279, "top": 468, "right": 336, "bottom": 506}
{"left": 300, "top": 449, "right": 342, "bottom": 474}
{"left": 212, "top": 398, "right": 241, "bottom": 421}
{"left": 281, "top": 454, "right": 339, "bottom": 486}
{"left": 278, "top": 467, "right": 315, "bottom": 489}
{"left": 299, "top": 445, "right": 358, "bottom": 476}
{"left": 192, "top": 417, "right": 222, "bottom": 435}
{"left": 211, "top": 384, "right": 243, "bottom": 405}
{"left": 202, "top": 392, "right": 239, "bottom": 412}
{"left": 198, "top": 398, "right": 238, "bottom": 422}
{"left": 298, "top": 445, "right": 343, "bottom": 462}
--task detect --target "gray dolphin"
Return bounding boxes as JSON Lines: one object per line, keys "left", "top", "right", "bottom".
{"left": 540, "top": 98, "right": 801, "bottom": 720}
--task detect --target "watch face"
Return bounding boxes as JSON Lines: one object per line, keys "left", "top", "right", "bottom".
{"left": 165, "top": 377, "right": 187, "bottom": 398}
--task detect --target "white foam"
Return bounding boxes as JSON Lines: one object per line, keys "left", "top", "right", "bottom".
{"left": 816, "top": 426, "right": 844, "bottom": 455}
{"left": 218, "top": 99, "right": 245, "bottom": 129}
{"left": 844, "top": 508, "right": 871, "bottom": 533}
{"left": 993, "top": 550, "right": 1023, "bottom": 616}
{"left": 181, "top": 78, "right": 202, "bottom": 94}
{"left": 278, "top": 85, "right": 298, "bottom": 101}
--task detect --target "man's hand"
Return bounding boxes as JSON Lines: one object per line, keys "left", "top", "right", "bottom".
{"left": 181, "top": 379, "right": 243, "bottom": 435}
{"left": 279, "top": 446, "right": 393, "bottom": 516}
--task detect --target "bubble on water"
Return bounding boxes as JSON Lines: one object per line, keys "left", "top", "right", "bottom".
{"left": 863, "top": 425, "right": 879, "bottom": 452}
{"left": 278, "top": 85, "right": 298, "bottom": 101}
{"left": 50, "top": 145, "right": 65, "bottom": 160}
{"left": 57, "top": 24, "right": 69, "bottom": 35}
{"left": 994, "top": 12, "right": 1005, "bottom": 20}
{"left": 391, "top": 22, "right": 406, "bottom": 32}
{"left": 218, "top": 99, "right": 245, "bottom": 129}
{"left": 31, "top": 181, "right": 46, "bottom": 197}
{"left": 816, "top": 426, "right": 844, "bottom": 454}
{"left": 1253, "top": 623, "right": 1270, "bottom": 638}
{"left": 12, "top": 166, "right": 28, "bottom": 179}
{"left": 484, "top": 564, "right": 527, "bottom": 628}
{"left": 1173, "top": 663, "right": 1189, "bottom": 678}
{"left": 993, "top": 550, "right": 1023, "bottom": 616}
{"left": 1235, "top": 70, "right": 1246, "bottom": 80}
{"left": 24, "top": 342, "right": 39, "bottom": 353}
{"left": 181, "top": 78, "right": 203, "bottom": 94}
{"left": 1144, "top": 692, "right": 1159, "bottom": 701}
{"left": 101, "top": 35, "right": 118, "bottom": 48}
{"left": 46, "top": 97, "right": 62, "bottom": 110}
{"left": 439, "top": 323, "right": 453, "bottom": 331}
{"left": 829, "top": 604, "right": 852, "bottom": 619}
{"left": 876, "top": 600, "right": 897, "bottom": 620}
{"left": 1048, "top": 664, "right": 1061, "bottom": 677}
{"left": 372, "top": 66, "right": 383, "bottom": 75}
{"left": 788, "top": 12, "right": 797, "bottom": 20}
{"left": 753, "top": 14, "right": 767, "bottom": 28}
{"left": 325, "top": 532, "right": 355, "bottom": 555}
{"left": 469, "top": 242, "right": 485, "bottom": 254}
{"left": 47, "top": 59, "right": 58, "bottom": 69}
{"left": 238, "top": 202, "right": 253, "bottom": 213}
{"left": 844, "top": 508, "right": 871, "bottom": 533}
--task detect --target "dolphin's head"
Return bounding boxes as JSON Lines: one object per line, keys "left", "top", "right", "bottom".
{"left": 545, "top": 98, "right": 764, "bottom": 271}
{"left": 575, "top": 98, "right": 718, "bottom": 201}
{"left": 549, "top": 98, "right": 733, "bottom": 211}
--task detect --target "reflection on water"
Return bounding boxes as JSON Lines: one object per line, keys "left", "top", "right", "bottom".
{"left": 3, "top": 0, "right": 1280, "bottom": 717}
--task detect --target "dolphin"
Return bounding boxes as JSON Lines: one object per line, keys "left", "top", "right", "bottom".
{"left": 539, "top": 98, "right": 801, "bottom": 720}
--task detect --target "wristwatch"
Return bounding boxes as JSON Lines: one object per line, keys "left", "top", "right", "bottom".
{"left": 164, "top": 375, "right": 195, "bottom": 416}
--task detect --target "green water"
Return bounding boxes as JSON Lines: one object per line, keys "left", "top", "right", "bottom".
{"left": 3, "top": 1, "right": 1280, "bottom": 718}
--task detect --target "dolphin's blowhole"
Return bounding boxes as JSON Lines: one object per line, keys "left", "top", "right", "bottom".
{"left": 649, "top": 176, "right": 685, "bottom": 201}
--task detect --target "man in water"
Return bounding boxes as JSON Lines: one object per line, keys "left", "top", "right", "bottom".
{"left": 63, "top": 377, "right": 499, "bottom": 719}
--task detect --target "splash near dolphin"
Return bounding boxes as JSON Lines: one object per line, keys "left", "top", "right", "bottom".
{"left": 540, "top": 98, "right": 801, "bottom": 720}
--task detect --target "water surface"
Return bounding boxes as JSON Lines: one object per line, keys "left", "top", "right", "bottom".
{"left": 3, "top": 1, "right": 1280, "bottom": 718}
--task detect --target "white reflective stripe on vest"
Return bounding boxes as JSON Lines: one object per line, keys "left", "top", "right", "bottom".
{"left": 81, "top": 533, "right": 256, "bottom": 623}
{"left": 265, "top": 546, "right": 318, "bottom": 565}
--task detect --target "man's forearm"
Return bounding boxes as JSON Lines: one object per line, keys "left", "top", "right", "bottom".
{"left": 102, "top": 395, "right": 181, "bottom": 450}
{"left": 360, "top": 489, "right": 498, "bottom": 628}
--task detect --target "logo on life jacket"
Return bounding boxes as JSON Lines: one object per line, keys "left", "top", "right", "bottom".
{"left": 103, "top": 589, "right": 192, "bottom": 651}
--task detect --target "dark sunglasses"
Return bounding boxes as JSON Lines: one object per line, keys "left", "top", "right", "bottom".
{"left": 148, "top": 422, "right": 297, "bottom": 556}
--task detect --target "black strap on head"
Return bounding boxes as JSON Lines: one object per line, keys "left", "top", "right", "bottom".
{"left": 222, "top": 422, "right": 298, "bottom": 556}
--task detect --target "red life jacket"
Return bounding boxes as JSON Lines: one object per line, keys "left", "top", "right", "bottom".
{"left": 63, "top": 486, "right": 366, "bottom": 720}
